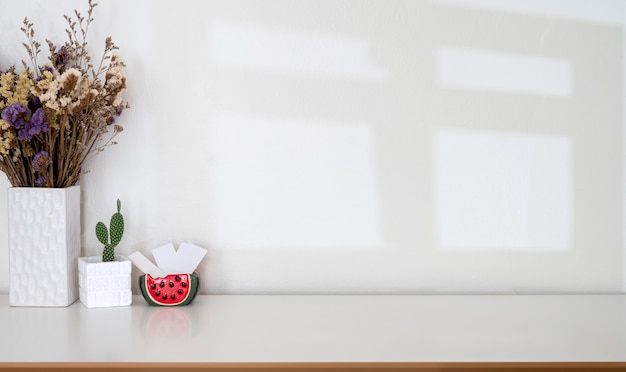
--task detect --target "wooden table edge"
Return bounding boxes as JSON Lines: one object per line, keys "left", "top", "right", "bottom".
{"left": 2, "top": 362, "right": 626, "bottom": 371}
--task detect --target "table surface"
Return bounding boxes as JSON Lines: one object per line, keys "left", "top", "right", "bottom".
{"left": 1, "top": 294, "right": 625, "bottom": 363}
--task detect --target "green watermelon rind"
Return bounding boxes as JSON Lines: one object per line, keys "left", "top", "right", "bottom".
{"left": 139, "top": 273, "right": 200, "bottom": 306}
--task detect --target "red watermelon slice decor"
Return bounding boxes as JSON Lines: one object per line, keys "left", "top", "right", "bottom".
{"left": 129, "top": 243, "right": 207, "bottom": 306}
{"left": 140, "top": 273, "right": 200, "bottom": 306}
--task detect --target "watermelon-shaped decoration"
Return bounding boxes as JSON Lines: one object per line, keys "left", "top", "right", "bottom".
{"left": 139, "top": 273, "right": 200, "bottom": 306}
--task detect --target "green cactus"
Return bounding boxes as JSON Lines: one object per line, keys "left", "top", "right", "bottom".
{"left": 96, "top": 199, "right": 125, "bottom": 262}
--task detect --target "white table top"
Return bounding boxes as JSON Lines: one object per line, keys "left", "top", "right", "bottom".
{"left": 1, "top": 294, "right": 625, "bottom": 363}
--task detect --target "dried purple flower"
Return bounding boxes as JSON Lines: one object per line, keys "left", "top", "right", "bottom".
{"left": 32, "top": 150, "right": 52, "bottom": 172}
{"left": 108, "top": 106, "right": 124, "bottom": 124}
{"left": 1, "top": 103, "right": 31, "bottom": 128}
{"left": 28, "top": 96, "right": 42, "bottom": 113}
{"left": 35, "top": 175, "right": 46, "bottom": 185}
{"left": 26, "top": 108, "right": 48, "bottom": 137}
{"left": 1, "top": 104, "right": 49, "bottom": 141}
{"left": 51, "top": 46, "right": 68, "bottom": 71}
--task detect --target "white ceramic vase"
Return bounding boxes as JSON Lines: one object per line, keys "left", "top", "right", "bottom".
{"left": 78, "top": 255, "right": 132, "bottom": 308}
{"left": 7, "top": 186, "right": 81, "bottom": 307}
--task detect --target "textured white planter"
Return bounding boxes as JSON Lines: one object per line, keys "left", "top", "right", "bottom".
{"left": 78, "top": 256, "right": 132, "bottom": 308}
{"left": 8, "top": 186, "right": 81, "bottom": 307}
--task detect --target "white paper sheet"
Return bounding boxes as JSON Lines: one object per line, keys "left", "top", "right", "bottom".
{"left": 128, "top": 251, "right": 166, "bottom": 278}
{"left": 151, "top": 242, "right": 208, "bottom": 274}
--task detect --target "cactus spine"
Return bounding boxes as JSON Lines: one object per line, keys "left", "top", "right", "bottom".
{"left": 96, "top": 199, "right": 124, "bottom": 262}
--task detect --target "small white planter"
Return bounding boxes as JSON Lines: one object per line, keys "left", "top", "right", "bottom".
{"left": 78, "top": 256, "right": 132, "bottom": 308}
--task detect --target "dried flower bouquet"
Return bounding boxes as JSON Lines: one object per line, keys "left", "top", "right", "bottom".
{"left": 0, "top": 0, "right": 128, "bottom": 188}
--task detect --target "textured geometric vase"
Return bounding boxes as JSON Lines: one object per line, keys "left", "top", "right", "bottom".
{"left": 7, "top": 186, "right": 81, "bottom": 307}
{"left": 78, "top": 255, "right": 132, "bottom": 308}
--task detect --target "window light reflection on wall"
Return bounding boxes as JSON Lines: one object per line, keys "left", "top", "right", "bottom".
{"left": 434, "top": 129, "right": 573, "bottom": 251}
{"left": 207, "top": 112, "right": 383, "bottom": 251}
{"left": 209, "top": 20, "right": 388, "bottom": 81}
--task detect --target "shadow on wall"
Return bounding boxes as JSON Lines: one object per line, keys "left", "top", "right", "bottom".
{"left": 176, "top": 0, "right": 622, "bottom": 293}
{"left": 201, "top": 4, "right": 621, "bottom": 227}
{"left": 161, "top": 0, "right": 623, "bottom": 293}
{"left": 1, "top": 0, "right": 619, "bottom": 294}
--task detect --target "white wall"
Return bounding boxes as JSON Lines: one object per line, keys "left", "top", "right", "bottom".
{"left": 0, "top": 0, "right": 624, "bottom": 294}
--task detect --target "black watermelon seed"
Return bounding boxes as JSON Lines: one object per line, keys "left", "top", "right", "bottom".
{"left": 155, "top": 290, "right": 161, "bottom": 296}
{"left": 169, "top": 281, "right": 174, "bottom": 287}
{"left": 178, "top": 289, "right": 183, "bottom": 295}
{"left": 150, "top": 284, "right": 156, "bottom": 290}
{"left": 175, "top": 276, "right": 181, "bottom": 281}
{"left": 159, "top": 282, "right": 165, "bottom": 288}
{"left": 162, "top": 294, "right": 167, "bottom": 300}
{"left": 181, "top": 282, "right": 187, "bottom": 288}
{"left": 171, "top": 294, "right": 176, "bottom": 300}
